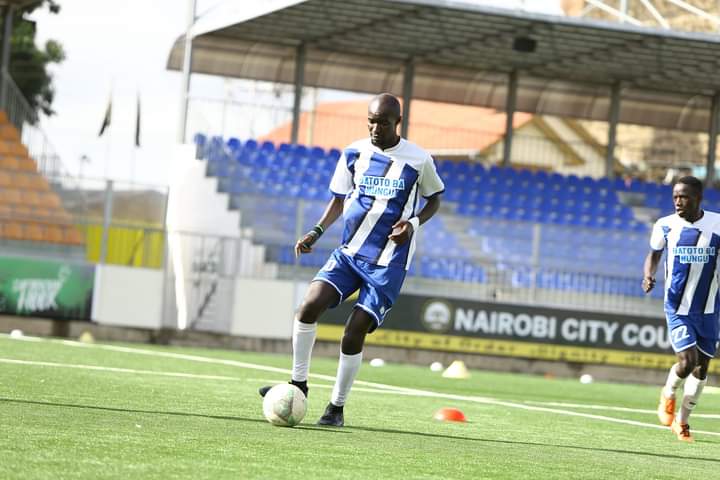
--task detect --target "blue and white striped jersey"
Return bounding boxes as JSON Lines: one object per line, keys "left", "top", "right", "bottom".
{"left": 329, "top": 138, "right": 444, "bottom": 270}
{"left": 650, "top": 211, "right": 720, "bottom": 315}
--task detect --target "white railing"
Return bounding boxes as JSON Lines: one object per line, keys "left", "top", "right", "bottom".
{"left": 1, "top": 69, "right": 66, "bottom": 177}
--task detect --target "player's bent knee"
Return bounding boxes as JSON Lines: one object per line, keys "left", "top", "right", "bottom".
{"left": 677, "top": 356, "right": 697, "bottom": 377}
{"left": 341, "top": 323, "right": 368, "bottom": 352}
{"left": 296, "top": 295, "right": 328, "bottom": 323}
{"left": 341, "top": 321, "right": 369, "bottom": 355}
{"left": 296, "top": 301, "right": 323, "bottom": 324}
{"left": 296, "top": 282, "right": 340, "bottom": 323}
{"left": 340, "top": 310, "right": 374, "bottom": 355}
{"left": 695, "top": 357, "right": 711, "bottom": 379}
{"left": 341, "top": 333, "right": 364, "bottom": 355}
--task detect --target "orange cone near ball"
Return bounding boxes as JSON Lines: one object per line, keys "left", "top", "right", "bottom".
{"left": 433, "top": 407, "right": 467, "bottom": 422}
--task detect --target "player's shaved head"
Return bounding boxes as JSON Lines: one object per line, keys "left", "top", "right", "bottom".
{"left": 367, "top": 93, "right": 402, "bottom": 149}
{"left": 368, "top": 93, "right": 402, "bottom": 119}
{"left": 673, "top": 175, "right": 703, "bottom": 221}
{"left": 676, "top": 175, "right": 703, "bottom": 197}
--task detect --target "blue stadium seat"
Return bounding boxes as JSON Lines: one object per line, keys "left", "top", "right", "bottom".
{"left": 292, "top": 144, "right": 308, "bottom": 158}
{"left": 226, "top": 137, "right": 241, "bottom": 152}
{"left": 193, "top": 134, "right": 208, "bottom": 159}
{"left": 197, "top": 134, "right": 660, "bottom": 295}
{"left": 309, "top": 146, "right": 326, "bottom": 158}
{"left": 327, "top": 148, "right": 341, "bottom": 161}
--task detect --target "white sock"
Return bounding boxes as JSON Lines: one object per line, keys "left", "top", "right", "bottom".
{"left": 291, "top": 318, "right": 317, "bottom": 383}
{"left": 662, "top": 363, "right": 685, "bottom": 399}
{"left": 678, "top": 374, "right": 707, "bottom": 425}
{"left": 330, "top": 351, "right": 363, "bottom": 407}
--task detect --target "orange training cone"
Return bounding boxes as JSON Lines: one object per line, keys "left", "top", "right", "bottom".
{"left": 433, "top": 407, "right": 467, "bottom": 422}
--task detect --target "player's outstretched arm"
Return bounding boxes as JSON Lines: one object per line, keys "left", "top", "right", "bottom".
{"left": 295, "top": 196, "right": 345, "bottom": 257}
{"left": 389, "top": 193, "right": 442, "bottom": 245}
{"left": 642, "top": 249, "right": 663, "bottom": 293}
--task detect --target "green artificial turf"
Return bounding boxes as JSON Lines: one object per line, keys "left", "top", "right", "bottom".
{"left": 1, "top": 334, "right": 718, "bottom": 479}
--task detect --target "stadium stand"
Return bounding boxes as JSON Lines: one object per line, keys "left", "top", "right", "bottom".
{"left": 193, "top": 133, "right": 678, "bottom": 299}
{"left": 0, "top": 111, "right": 83, "bottom": 246}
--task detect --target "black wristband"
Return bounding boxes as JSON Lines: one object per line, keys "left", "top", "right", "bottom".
{"left": 302, "top": 230, "right": 318, "bottom": 249}
{"left": 312, "top": 224, "right": 324, "bottom": 237}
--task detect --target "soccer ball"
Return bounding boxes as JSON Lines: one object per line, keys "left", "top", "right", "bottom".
{"left": 262, "top": 383, "right": 307, "bottom": 427}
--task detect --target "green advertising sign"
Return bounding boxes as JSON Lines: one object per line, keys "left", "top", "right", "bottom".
{"left": 0, "top": 256, "right": 95, "bottom": 320}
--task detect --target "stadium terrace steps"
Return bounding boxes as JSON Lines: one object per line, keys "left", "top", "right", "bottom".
{"left": 193, "top": 134, "right": 669, "bottom": 298}
{"left": 167, "top": 149, "right": 277, "bottom": 280}
{"left": 0, "top": 112, "right": 83, "bottom": 246}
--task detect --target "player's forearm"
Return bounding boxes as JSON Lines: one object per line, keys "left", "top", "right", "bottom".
{"left": 316, "top": 196, "right": 344, "bottom": 230}
{"left": 643, "top": 250, "right": 662, "bottom": 278}
{"left": 416, "top": 194, "right": 441, "bottom": 226}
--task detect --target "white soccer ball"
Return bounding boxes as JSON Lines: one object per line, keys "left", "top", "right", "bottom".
{"left": 369, "top": 358, "right": 385, "bottom": 367}
{"left": 262, "top": 383, "right": 307, "bottom": 427}
{"left": 430, "top": 361, "right": 443, "bottom": 372}
{"left": 579, "top": 374, "right": 594, "bottom": 384}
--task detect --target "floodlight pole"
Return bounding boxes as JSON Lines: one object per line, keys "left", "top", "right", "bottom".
{"left": 0, "top": 5, "right": 15, "bottom": 110}
{"left": 502, "top": 70, "right": 518, "bottom": 168}
{"left": 291, "top": 43, "right": 306, "bottom": 145}
{"left": 705, "top": 92, "right": 720, "bottom": 186}
{"left": 401, "top": 59, "right": 415, "bottom": 139}
{"left": 177, "top": 0, "right": 197, "bottom": 144}
{"left": 606, "top": 82, "right": 621, "bottom": 180}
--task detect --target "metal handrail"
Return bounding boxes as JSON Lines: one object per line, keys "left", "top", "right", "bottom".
{"left": 1, "top": 68, "right": 37, "bottom": 125}
{"left": 1, "top": 69, "right": 67, "bottom": 177}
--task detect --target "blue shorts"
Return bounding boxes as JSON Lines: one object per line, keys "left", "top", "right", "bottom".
{"left": 314, "top": 249, "right": 406, "bottom": 332}
{"left": 666, "top": 312, "right": 720, "bottom": 357}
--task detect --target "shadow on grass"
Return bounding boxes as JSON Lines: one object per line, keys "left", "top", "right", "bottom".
{"left": 696, "top": 438, "right": 720, "bottom": 445}
{"left": 4, "top": 396, "right": 717, "bottom": 455}
{"left": 344, "top": 425, "right": 720, "bottom": 464}
{"left": 0, "top": 397, "right": 348, "bottom": 434}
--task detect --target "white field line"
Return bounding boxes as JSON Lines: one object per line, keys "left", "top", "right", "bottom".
{"left": 3, "top": 335, "right": 720, "bottom": 436}
{"left": 5, "top": 357, "right": 720, "bottom": 415}
{"left": 250, "top": 377, "right": 430, "bottom": 396}
{"left": 0, "top": 360, "right": 415, "bottom": 397}
{"left": 47, "top": 337, "right": 428, "bottom": 395}
{"left": 524, "top": 401, "right": 720, "bottom": 420}
{"left": 0, "top": 358, "right": 245, "bottom": 382}
{"left": 3, "top": 335, "right": 43, "bottom": 342}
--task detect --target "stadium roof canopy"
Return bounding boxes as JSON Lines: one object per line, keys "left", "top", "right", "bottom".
{"left": 167, "top": 0, "right": 720, "bottom": 134}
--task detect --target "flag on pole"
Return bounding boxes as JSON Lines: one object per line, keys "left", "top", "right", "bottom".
{"left": 98, "top": 94, "right": 112, "bottom": 136}
{"left": 135, "top": 92, "right": 141, "bottom": 147}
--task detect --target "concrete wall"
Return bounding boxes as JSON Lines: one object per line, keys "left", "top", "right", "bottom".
{"left": 166, "top": 144, "right": 240, "bottom": 237}
{"left": 92, "top": 265, "right": 164, "bottom": 329}
{"left": 230, "top": 278, "right": 296, "bottom": 339}
{"left": 91, "top": 256, "right": 299, "bottom": 339}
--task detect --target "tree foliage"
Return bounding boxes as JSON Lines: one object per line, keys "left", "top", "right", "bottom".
{"left": 4, "top": 0, "right": 65, "bottom": 117}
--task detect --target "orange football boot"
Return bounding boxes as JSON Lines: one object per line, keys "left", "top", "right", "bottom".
{"left": 671, "top": 420, "right": 693, "bottom": 442}
{"left": 657, "top": 392, "right": 675, "bottom": 426}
